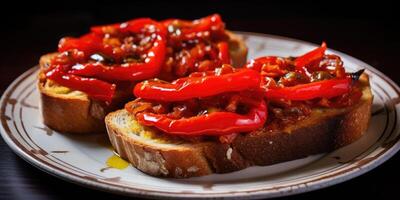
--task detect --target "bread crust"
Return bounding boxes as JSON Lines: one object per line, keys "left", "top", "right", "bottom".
{"left": 38, "top": 31, "right": 248, "bottom": 134}
{"left": 106, "top": 119, "right": 213, "bottom": 177}
{"left": 39, "top": 84, "right": 107, "bottom": 134}
{"left": 105, "top": 75, "right": 372, "bottom": 178}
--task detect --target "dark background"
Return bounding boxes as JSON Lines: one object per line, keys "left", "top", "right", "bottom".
{"left": 1, "top": 1, "right": 399, "bottom": 199}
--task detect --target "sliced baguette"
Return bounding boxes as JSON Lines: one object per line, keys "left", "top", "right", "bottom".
{"left": 38, "top": 31, "right": 248, "bottom": 134}
{"left": 105, "top": 74, "right": 372, "bottom": 178}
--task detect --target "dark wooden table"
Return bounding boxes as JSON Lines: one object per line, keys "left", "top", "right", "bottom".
{"left": 1, "top": 2, "right": 399, "bottom": 199}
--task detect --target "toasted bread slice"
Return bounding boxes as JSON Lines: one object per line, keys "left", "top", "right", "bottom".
{"left": 105, "top": 74, "right": 372, "bottom": 178}
{"left": 38, "top": 31, "right": 248, "bottom": 134}
{"left": 38, "top": 53, "right": 135, "bottom": 134}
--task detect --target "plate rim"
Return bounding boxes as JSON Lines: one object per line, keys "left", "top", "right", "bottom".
{"left": 1, "top": 32, "right": 400, "bottom": 199}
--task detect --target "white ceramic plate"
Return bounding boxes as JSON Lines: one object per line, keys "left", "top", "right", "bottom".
{"left": 1, "top": 32, "right": 400, "bottom": 199}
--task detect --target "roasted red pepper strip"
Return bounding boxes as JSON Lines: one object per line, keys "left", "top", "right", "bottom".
{"left": 294, "top": 42, "right": 327, "bottom": 70}
{"left": 163, "top": 14, "right": 223, "bottom": 36}
{"left": 245, "top": 56, "right": 288, "bottom": 77}
{"left": 60, "top": 19, "right": 160, "bottom": 59}
{"left": 46, "top": 65, "right": 116, "bottom": 103}
{"left": 67, "top": 19, "right": 167, "bottom": 81}
{"left": 135, "top": 100, "right": 267, "bottom": 136}
{"left": 217, "top": 42, "right": 231, "bottom": 64}
{"left": 183, "top": 14, "right": 223, "bottom": 34}
{"left": 134, "top": 68, "right": 261, "bottom": 101}
{"left": 246, "top": 56, "right": 279, "bottom": 71}
{"left": 68, "top": 34, "right": 166, "bottom": 81}
{"left": 58, "top": 33, "right": 105, "bottom": 55}
{"left": 90, "top": 18, "right": 156, "bottom": 35}
{"left": 265, "top": 78, "right": 351, "bottom": 101}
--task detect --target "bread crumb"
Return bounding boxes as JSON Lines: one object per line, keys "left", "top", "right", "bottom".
{"left": 175, "top": 167, "right": 182, "bottom": 176}
{"left": 187, "top": 166, "right": 199, "bottom": 172}
{"left": 144, "top": 152, "right": 152, "bottom": 160}
{"left": 226, "top": 147, "right": 233, "bottom": 160}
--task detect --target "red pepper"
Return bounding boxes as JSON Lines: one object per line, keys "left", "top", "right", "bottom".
{"left": 217, "top": 42, "right": 231, "bottom": 64}
{"left": 265, "top": 78, "right": 351, "bottom": 101}
{"left": 60, "top": 19, "right": 163, "bottom": 61}
{"left": 245, "top": 56, "right": 288, "bottom": 77}
{"left": 135, "top": 100, "right": 267, "bottom": 136}
{"left": 183, "top": 14, "right": 223, "bottom": 34}
{"left": 68, "top": 34, "right": 166, "bottom": 81}
{"left": 67, "top": 19, "right": 167, "bottom": 81}
{"left": 246, "top": 56, "right": 278, "bottom": 71}
{"left": 294, "top": 42, "right": 327, "bottom": 70}
{"left": 46, "top": 65, "right": 116, "bottom": 103}
{"left": 91, "top": 18, "right": 156, "bottom": 35}
{"left": 134, "top": 68, "right": 261, "bottom": 101}
{"left": 163, "top": 14, "right": 223, "bottom": 35}
{"left": 58, "top": 33, "right": 105, "bottom": 55}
